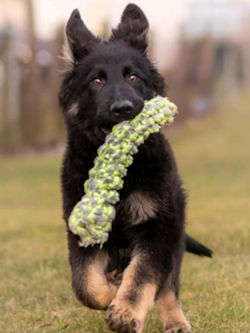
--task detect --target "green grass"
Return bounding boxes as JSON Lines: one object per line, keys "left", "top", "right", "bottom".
{"left": 0, "top": 93, "right": 249, "bottom": 332}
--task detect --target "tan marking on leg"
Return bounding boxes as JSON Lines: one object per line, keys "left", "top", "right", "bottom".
{"left": 157, "top": 291, "right": 191, "bottom": 332}
{"left": 135, "top": 282, "right": 157, "bottom": 320}
{"left": 125, "top": 191, "right": 158, "bottom": 225}
{"left": 106, "top": 254, "right": 157, "bottom": 333}
{"left": 115, "top": 254, "right": 140, "bottom": 297}
{"left": 86, "top": 251, "right": 117, "bottom": 309}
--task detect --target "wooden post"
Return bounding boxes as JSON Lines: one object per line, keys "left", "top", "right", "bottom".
{"left": 0, "top": 28, "right": 21, "bottom": 152}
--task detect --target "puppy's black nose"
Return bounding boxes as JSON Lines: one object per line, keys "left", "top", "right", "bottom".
{"left": 111, "top": 100, "right": 133, "bottom": 115}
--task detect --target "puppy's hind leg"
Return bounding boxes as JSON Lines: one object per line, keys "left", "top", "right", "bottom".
{"left": 157, "top": 290, "right": 191, "bottom": 333}
{"left": 156, "top": 262, "right": 191, "bottom": 333}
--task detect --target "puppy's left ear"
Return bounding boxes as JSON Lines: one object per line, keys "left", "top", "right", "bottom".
{"left": 110, "top": 3, "right": 149, "bottom": 53}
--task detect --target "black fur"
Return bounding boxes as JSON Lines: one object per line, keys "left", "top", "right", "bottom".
{"left": 59, "top": 4, "right": 211, "bottom": 330}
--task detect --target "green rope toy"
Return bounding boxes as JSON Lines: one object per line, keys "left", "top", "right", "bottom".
{"left": 69, "top": 96, "right": 177, "bottom": 247}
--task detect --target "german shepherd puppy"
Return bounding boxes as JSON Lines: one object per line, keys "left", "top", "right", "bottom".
{"left": 59, "top": 4, "right": 212, "bottom": 332}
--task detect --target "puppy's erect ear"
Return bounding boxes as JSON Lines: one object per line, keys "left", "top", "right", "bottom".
{"left": 64, "top": 9, "right": 99, "bottom": 63}
{"left": 110, "top": 3, "right": 149, "bottom": 53}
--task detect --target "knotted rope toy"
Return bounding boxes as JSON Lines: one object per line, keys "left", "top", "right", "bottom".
{"left": 69, "top": 96, "right": 177, "bottom": 247}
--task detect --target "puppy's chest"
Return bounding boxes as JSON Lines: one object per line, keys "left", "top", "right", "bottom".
{"left": 116, "top": 191, "right": 158, "bottom": 226}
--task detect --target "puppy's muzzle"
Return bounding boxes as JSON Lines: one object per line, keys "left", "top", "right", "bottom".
{"left": 110, "top": 100, "right": 134, "bottom": 119}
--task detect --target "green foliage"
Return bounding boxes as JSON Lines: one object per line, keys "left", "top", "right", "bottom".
{"left": 0, "top": 93, "right": 249, "bottom": 332}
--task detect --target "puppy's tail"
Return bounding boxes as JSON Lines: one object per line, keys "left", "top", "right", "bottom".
{"left": 185, "top": 234, "right": 213, "bottom": 258}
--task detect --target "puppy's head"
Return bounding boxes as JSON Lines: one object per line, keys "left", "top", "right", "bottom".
{"left": 59, "top": 4, "right": 165, "bottom": 143}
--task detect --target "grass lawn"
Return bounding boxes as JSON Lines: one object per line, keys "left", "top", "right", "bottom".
{"left": 0, "top": 93, "right": 249, "bottom": 332}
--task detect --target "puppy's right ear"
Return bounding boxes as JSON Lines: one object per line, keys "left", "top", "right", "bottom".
{"left": 64, "top": 9, "right": 99, "bottom": 63}
{"left": 110, "top": 4, "right": 149, "bottom": 53}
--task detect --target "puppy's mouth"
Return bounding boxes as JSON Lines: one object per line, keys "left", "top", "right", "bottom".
{"left": 99, "top": 122, "right": 117, "bottom": 136}
{"left": 100, "top": 127, "right": 112, "bottom": 135}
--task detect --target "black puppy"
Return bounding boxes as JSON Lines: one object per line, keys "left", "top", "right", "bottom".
{"left": 59, "top": 4, "right": 211, "bottom": 333}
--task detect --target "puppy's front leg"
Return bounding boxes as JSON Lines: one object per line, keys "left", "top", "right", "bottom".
{"left": 105, "top": 252, "right": 157, "bottom": 333}
{"left": 105, "top": 208, "right": 185, "bottom": 333}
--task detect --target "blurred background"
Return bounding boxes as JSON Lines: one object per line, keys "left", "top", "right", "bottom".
{"left": 1, "top": 0, "right": 250, "bottom": 152}
{"left": 0, "top": 1, "right": 249, "bottom": 332}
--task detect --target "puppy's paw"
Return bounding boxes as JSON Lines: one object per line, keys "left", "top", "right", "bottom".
{"left": 164, "top": 322, "right": 191, "bottom": 333}
{"left": 105, "top": 303, "right": 142, "bottom": 333}
{"left": 106, "top": 270, "right": 123, "bottom": 287}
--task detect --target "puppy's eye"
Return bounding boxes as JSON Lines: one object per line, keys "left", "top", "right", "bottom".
{"left": 127, "top": 73, "right": 138, "bottom": 83}
{"left": 92, "top": 77, "right": 105, "bottom": 87}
